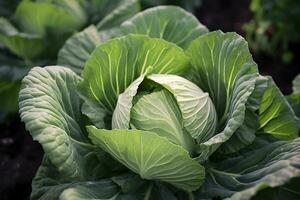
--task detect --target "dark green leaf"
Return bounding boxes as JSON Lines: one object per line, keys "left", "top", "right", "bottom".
{"left": 258, "top": 77, "right": 299, "bottom": 139}
{"left": 197, "top": 137, "right": 300, "bottom": 200}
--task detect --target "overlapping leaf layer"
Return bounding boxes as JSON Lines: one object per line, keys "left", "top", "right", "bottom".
{"left": 18, "top": 5, "right": 300, "bottom": 200}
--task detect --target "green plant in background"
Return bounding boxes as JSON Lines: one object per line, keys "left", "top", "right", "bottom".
{"left": 141, "top": 0, "right": 202, "bottom": 12}
{"left": 19, "top": 6, "right": 300, "bottom": 200}
{"left": 287, "top": 74, "right": 300, "bottom": 119}
{"left": 0, "top": 0, "right": 140, "bottom": 120}
{"left": 244, "top": 0, "right": 300, "bottom": 63}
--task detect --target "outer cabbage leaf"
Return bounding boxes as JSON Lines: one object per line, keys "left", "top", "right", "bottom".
{"left": 121, "top": 6, "right": 208, "bottom": 48}
{"left": 197, "top": 137, "right": 300, "bottom": 200}
{"left": 148, "top": 74, "right": 217, "bottom": 143}
{"left": 32, "top": 158, "right": 180, "bottom": 200}
{"left": 150, "top": 183, "right": 183, "bottom": 200}
{"left": 220, "top": 76, "right": 268, "bottom": 153}
{"left": 249, "top": 178, "right": 300, "bottom": 200}
{"left": 88, "top": 127, "right": 205, "bottom": 192}
{"left": 186, "top": 31, "right": 258, "bottom": 161}
{"left": 57, "top": 25, "right": 102, "bottom": 74}
{"left": 60, "top": 186, "right": 119, "bottom": 200}
{"left": 31, "top": 158, "right": 76, "bottom": 200}
{"left": 131, "top": 89, "right": 195, "bottom": 152}
{"left": 19, "top": 66, "right": 111, "bottom": 179}
{"left": 58, "top": 25, "right": 123, "bottom": 74}
{"left": 111, "top": 173, "right": 147, "bottom": 194}
{"left": 59, "top": 184, "right": 118, "bottom": 200}
{"left": 258, "top": 77, "right": 299, "bottom": 139}
{"left": 219, "top": 110, "right": 258, "bottom": 154}
{"left": 31, "top": 158, "right": 125, "bottom": 200}
{"left": 79, "top": 34, "right": 189, "bottom": 114}
{"left": 60, "top": 5, "right": 206, "bottom": 73}
{"left": 246, "top": 75, "right": 269, "bottom": 111}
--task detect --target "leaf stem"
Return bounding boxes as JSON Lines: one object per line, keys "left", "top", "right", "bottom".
{"left": 188, "top": 191, "right": 195, "bottom": 200}
{"left": 144, "top": 183, "right": 153, "bottom": 200}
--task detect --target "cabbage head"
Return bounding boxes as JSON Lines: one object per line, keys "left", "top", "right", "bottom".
{"left": 19, "top": 6, "right": 300, "bottom": 200}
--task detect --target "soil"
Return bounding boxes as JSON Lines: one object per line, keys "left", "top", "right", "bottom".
{"left": 0, "top": 116, "right": 43, "bottom": 200}
{"left": 0, "top": 0, "right": 299, "bottom": 199}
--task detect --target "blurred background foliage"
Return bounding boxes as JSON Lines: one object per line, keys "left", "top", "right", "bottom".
{"left": 244, "top": 0, "right": 300, "bottom": 64}
{"left": 0, "top": 0, "right": 20, "bottom": 17}
{"left": 141, "top": 0, "right": 202, "bottom": 12}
